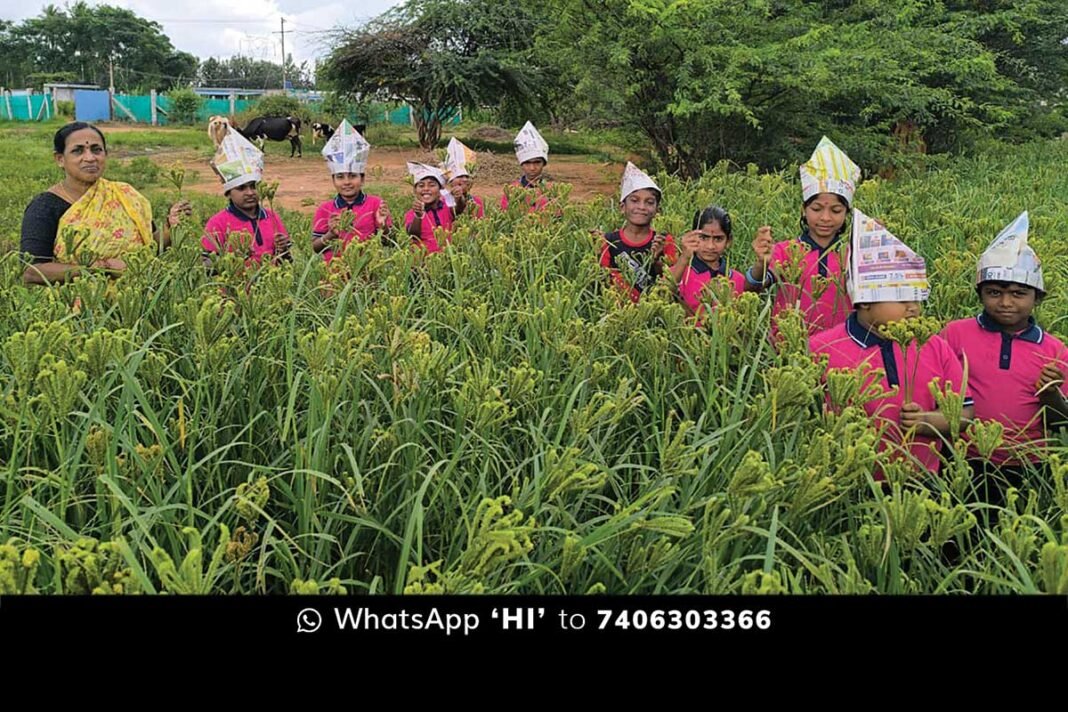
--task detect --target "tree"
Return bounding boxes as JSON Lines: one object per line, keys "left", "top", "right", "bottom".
{"left": 540, "top": 0, "right": 1068, "bottom": 175}
{"left": 198, "top": 56, "right": 314, "bottom": 90}
{"left": 322, "top": 0, "right": 543, "bottom": 149}
{"left": 1, "top": 3, "right": 197, "bottom": 91}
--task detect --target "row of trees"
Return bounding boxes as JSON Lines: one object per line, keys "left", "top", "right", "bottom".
{"left": 321, "top": 0, "right": 1068, "bottom": 173}
{"left": 0, "top": 3, "right": 310, "bottom": 93}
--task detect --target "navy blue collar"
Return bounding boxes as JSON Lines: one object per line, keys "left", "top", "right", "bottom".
{"left": 692, "top": 256, "right": 728, "bottom": 276}
{"left": 334, "top": 192, "right": 366, "bottom": 208}
{"left": 977, "top": 312, "right": 1042, "bottom": 344}
{"left": 846, "top": 312, "right": 891, "bottom": 349}
{"left": 227, "top": 202, "right": 267, "bottom": 222}
{"left": 519, "top": 175, "right": 544, "bottom": 188}
{"left": 799, "top": 230, "right": 840, "bottom": 253}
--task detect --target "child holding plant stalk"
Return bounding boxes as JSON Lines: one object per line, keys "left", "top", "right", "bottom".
{"left": 201, "top": 130, "right": 291, "bottom": 266}
{"left": 749, "top": 137, "right": 859, "bottom": 338}
{"left": 501, "top": 121, "right": 554, "bottom": 213}
{"left": 597, "top": 162, "right": 677, "bottom": 303}
{"left": 940, "top": 211, "right": 1068, "bottom": 504}
{"left": 671, "top": 205, "right": 747, "bottom": 320}
{"left": 311, "top": 120, "right": 393, "bottom": 260}
{"left": 809, "top": 209, "right": 973, "bottom": 476}
{"left": 403, "top": 162, "right": 465, "bottom": 253}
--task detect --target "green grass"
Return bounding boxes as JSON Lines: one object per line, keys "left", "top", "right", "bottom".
{"left": 1, "top": 124, "right": 1067, "bottom": 595}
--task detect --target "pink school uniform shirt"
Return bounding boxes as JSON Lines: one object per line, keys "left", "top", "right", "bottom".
{"left": 941, "top": 313, "right": 1068, "bottom": 465}
{"left": 678, "top": 256, "right": 746, "bottom": 314}
{"left": 311, "top": 193, "right": 393, "bottom": 262}
{"left": 201, "top": 204, "right": 288, "bottom": 264}
{"left": 768, "top": 232, "right": 852, "bottom": 336}
{"left": 464, "top": 195, "right": 485, "bottom": 218}
{"left": 810, "top": 314, "right": 973, "bottom": 476}
{"left": 403, "top": 201, "right": 455, "bottom": 253}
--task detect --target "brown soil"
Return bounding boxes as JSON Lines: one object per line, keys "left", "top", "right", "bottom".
{"left": 124, "top": 144, "right": 621, "bottom": 211}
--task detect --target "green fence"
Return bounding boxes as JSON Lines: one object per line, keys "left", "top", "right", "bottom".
{"left": 0, "top": 92, "right": 54, "bottom": 121}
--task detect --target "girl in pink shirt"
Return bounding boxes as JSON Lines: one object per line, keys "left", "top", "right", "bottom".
{"left": 403, "top": 164, "right": 466, "bottom": 253}
{"left": 311, "top": 173, "right": 393, "bottom": 261}
{"left": 670, "top": 205, "right": 747, "bottom": 322}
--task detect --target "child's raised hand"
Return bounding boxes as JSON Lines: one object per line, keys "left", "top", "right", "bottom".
{"left": 1037, "top": 361, "right": 1066, "bottom": 394}
{"left": 899, "top": 402, "right": 926, "bottom": 430}
{"left": 752, "top": 226, "right": 774, "bottom": 261}
{"left": 679, "top": 230, "right": 702, "bottom": 259}
{"left": 411, "top": 198, "right": 425, "bottom": 216}
{"left": 375, "top": 202, "right": 390, "bottom": 229}
{"left": 650, "top": 233, "right": 667, "bottom": 260}
{"left": 167, "top": 200, "right": 192, "bottom": 228}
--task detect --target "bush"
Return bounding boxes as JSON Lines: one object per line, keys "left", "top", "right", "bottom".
{"left": 56, "top": 100, "right": 74, "bottom": 118}
{"left": 166, "top": 87, "right": 203, "bottom": 125}
{"left": 248, "top": 95, "right": 310, "bottom": 124}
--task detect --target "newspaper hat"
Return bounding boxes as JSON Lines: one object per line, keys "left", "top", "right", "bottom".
{"left": 619, "top": 162, "right": 661, "bottom": 203}
{"left": 322, "top": 119, "right": 370, "bottom": 175}
{"left": 800, "top": 136, "right": 861, "bottom": 205}
{"left": 212, "top": 130, "right": 264, "bottom": 193}
{"left": 407, "top": 162, "right": 447, "bottom": 186}
{"left": 846, "top": 208, "right": 929, "bottom": 304}
{"left": 976, "top": 211, "right": 1044, "bottom": 292}
{"left": 443, "top": 137, "right": 477, "bottom": 180}
{"left": 514, "top": 121, "right": 549, "bottom": 164}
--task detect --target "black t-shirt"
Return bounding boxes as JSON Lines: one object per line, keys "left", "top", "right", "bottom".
{"left": 21, "top": 192, "right": 71, "bottom": 263}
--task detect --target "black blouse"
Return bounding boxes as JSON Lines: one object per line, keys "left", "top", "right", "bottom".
{"left": 20, "top": 192, "right": 71, "bottom": 264}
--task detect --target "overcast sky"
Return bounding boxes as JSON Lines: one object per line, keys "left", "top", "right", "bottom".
{"left": 5, "top": 0, "right": 405, "bottom": 66}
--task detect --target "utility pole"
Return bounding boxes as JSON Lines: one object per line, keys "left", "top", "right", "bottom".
{"left": 109, "top": 56, "right": 115, "bottom": 94}
{"left": 279, "top": 18, "right": 287, "bottom": 93}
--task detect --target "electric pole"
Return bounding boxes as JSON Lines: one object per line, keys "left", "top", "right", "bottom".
{"left": 279, "top": 18, "right": 287, "bottom": 93}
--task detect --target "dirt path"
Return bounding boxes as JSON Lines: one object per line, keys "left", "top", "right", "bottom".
{"left": 146, "top": 146, "right": 622, "bottom": 211}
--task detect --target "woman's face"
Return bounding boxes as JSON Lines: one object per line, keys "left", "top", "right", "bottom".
{"left": 56, "top": 128, "right": 107, "bottom": 184}
{"left": 695, "top": 220, "right": 731, "bottom": 264}
{"left": 414, "top": 178, "right": 441, "bottom": 204}
{"left": 804, "top": 193, "right": 848, "bottom": 241}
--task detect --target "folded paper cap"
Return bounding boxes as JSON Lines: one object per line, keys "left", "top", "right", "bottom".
{"left": 322, "top": 119, "right": 370, "bottom": 175}
{"left": 443, "top": 137, "right": 477, "bottom": 180}
{"left": 620, "top": 162, "right": 660, "bottom": 203}
{"left": 514, "top": 121, "right": 549, "bottom": 164}
{"left": 800, "top": 136, "right": 861, "bottom": 205}
{"left": 407, "top": 161, "right": 446, "bottom": 186}
{"left": 212, "top": 130, "right": 264, "bottom": 193}
{"left": 976, "top": 211, "right": 1044, "bottom": 293}
{"left": 847, "top": 208, "right": 929, "bottom": 304}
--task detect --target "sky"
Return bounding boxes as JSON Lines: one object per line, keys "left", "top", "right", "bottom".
{"left": 5, "top": 0, "right": 406, "bottom": 66}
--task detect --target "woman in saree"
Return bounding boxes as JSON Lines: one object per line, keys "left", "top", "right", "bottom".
{"left": 19, "top": 122, "right": 190, "bottom": 285}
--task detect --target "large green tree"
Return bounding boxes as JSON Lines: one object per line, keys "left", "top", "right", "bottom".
{"left": 2, "top": 2, "right": 197, "bottom": 91}
{"left": 322, "top": 0, "right": 543, "bottom": 149}
{"left": 539, "top": 0, "right": 1068, "bottom": 175}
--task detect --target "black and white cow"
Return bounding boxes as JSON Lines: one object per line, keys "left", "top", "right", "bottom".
{"left": 239, "top": 116, "right": 303, "bottom": 157}
{"left": 311, "top": 122, "right": 334, "bottom": 145}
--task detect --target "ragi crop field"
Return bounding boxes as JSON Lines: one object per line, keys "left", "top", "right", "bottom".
{"left": 1, "top": 121, "right": 1067, "bottom": 595}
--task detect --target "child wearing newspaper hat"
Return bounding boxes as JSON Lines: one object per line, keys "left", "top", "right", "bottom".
{"left": 501, "top": 121, "right": 554, "bottom": 213}
{"left": 311, "top": 120, "right": 393, "bottom": 260}
{"left": 404, "top": 162, "right": 466, "bottom": 253}
{"left": 809, "top": 210, "right": 974, "bottom": 476}
{"left": 597, "top": 162, "right": 676, "bottom": 303}
{"left": 443, "top": 138, "right": 484, "bottom": 219}
{"left": 940, "top": 212, "right": 1068, "bottom": 504}
{"left": 750, "top": 137, "right": 859, "bottom": 338}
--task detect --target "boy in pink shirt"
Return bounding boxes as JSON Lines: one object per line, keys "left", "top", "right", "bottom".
{"left": 443, "top": 138, "right": 484, "bottom": 219}
{"left": 810, "top": 210, "right": 973, "bottom": 477}
{"left": 403, "top": 162, "right": 465, "bottom": 253}
{"left": 750, "top": 137, "right": 860, "bottom": 338}
{"left": 501, "top": 121, "right": 554, "bottom": 213}
{"left": 939, "top": 211, "right": 1068, "bottom": 504}
{"left": 311, "top": 120, "right": 393, "bottom": 261}
{"left": 202, "top": 130, "right": 290, "bottom": 265}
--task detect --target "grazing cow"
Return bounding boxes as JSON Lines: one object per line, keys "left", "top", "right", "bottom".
{"left": 239, "top": 115, "right": 303, "bottom": 157}
{"left": 208, "top": 115, "right": 231, "bottom": 148}
{"left": 311, "top": 122, "right": 334, "bottom": 145}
